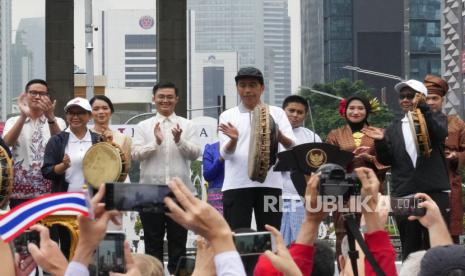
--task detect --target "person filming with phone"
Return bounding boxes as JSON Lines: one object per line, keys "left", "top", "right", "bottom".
{"left": 2, "top": 79, "right": 66, "bottom": 209}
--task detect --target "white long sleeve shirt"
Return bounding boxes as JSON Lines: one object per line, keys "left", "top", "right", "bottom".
{"left": 219, "top": 103, "right": 296, "bottom": 191}
{"left": 214, "top": 251, "right": 247, "bottom": 276}
{"left": 131, "top": 113, "right": 201, "bottom": 190}
{"left": 282, "top": 127, "right": 321, "bottom": 199}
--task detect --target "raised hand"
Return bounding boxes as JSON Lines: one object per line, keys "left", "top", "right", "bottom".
{"left": 27, "top": 224, "right": 68, "bottom": 275}
{"left": 164, "top": 177, "right": 234, "bottom": 254}
{"left": 445, "top": 150, "right": 458, "bottom": 161}
{"left": 362, "top": 126, "right": 384, "bottom": 140}
{"left": 352, "top": 146, "right": 371, "bottom": 156}
{"left": 37, "top": 96, "right": 56, "bottom": 121}
{"left": 263, "top": 225, "right": 302, "bottom": 276}
{"left": 172, "top": 123, "right": 183, "bottom": 144}
{"left": 355, "top": 167, "right": 380, "bottom": 211}
{"left": 191, "top": 236, "right": 216, "bottom": 276}
{"left": 218, "top": 122, "right": 239, "bottom": 141}
{"left": 102, "top": 129, "right": 114, "bottom": 142}
{"left": 408, "top": 193, "right": 452, "bottom": 247}
{"left": 154, "top": 122, "right": 163, "bottom": 145}
{"left": 18, "top": 93, "right": 31, "bottom": 118}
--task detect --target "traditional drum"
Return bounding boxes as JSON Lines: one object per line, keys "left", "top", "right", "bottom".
{"left": 407, "top": 93, "right": 432, "bottom": 158}
{"left": 248, "top": 104, "right": 279, "bottom": 183}
{"left": 83, "top": 142, "right": 129, "bottom": 189}
{"left": 0, "top": 145, "right": 13, "bottom": 209}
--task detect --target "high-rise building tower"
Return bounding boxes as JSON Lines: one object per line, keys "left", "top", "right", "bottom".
{"left": 263, "top": 0, "right": 291, "bottom": 105}
{"left": 301, "top": 0, "right": 441, "bottom": 113}
{"left": 0, "top": 0, "right": 11, "bottom": 120}
{"left": 10, "top": 17, "right": 45, "bottom": 104}
{"left": 407, "top": 0, "right": 441, "bottom": 80}
{"left": 187, "top": 0, "right": 264, "bottom": 69}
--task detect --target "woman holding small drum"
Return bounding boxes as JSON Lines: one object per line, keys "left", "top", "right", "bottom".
{"left": 89, "top": 95, "right": 132, "bottom": 170}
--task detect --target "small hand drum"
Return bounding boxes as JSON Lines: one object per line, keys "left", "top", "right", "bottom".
{"left": 248, "top": 104, "right": 279, "bottom": 183}
{"left": 407, "top": 109, "right": 431, "bottom": 158}
{"left": 83, "top": 142, "right": 129, "bottom": 189}
{"left": 0, "top": 145, "right": 13, "bottom": 208}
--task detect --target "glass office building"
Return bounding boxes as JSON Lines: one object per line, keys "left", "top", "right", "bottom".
{"left": 323, "top": 0, "right": 353, "bottom": 82}
{"left": 409, "top": 0, "right": 441, "bottom": 80}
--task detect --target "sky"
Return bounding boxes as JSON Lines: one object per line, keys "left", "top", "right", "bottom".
{"left": 12, "top": 0, "right": 301, "bottom": 93}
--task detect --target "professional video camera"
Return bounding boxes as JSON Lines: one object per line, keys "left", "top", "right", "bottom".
{"left": 317, "top": 163, "right": 360, "bottom": 200}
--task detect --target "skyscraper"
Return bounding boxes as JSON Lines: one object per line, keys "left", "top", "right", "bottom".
{"left": 263, "top": 0, "right": 291, "bottom": 105}
{"left": 187, "top": 0, "right": 264, "bottom": 68}
{"left": 10, "top": 17, "right": 45, "bottom": 103}
{"left": 300, "top": 0, "right": 324, "bottom": 87}
{"left": 301, "top": 0, "right": 354, "bottom": 85}
{"left": 302, "top": 0, "right": 438, "bottom": 112}
{"left": 408, "top": 0, "right": 441, "bottom": 80}
{"left": 0, "top": 0, "right": 11, "bottom": 120}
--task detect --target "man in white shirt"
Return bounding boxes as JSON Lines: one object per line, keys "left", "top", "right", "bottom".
{"left": 3, "top": 79, "right": 66, "bottom": 208}
{"left": 280, "top": 95, "right": 321, "bottom": 245}
{"left": 132, "top": 81, "right": 201, "bottom": 274}
{"left": 218, "top": 67, "right": 296, "bottom": 231}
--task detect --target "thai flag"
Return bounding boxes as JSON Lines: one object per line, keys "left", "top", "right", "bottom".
{"left": 0, "top": 192, "right": 90, "bottom": 242}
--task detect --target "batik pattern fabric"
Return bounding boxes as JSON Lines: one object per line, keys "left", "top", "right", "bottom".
{"left": 3, "top": 116, "right": 66, "bottom": 199}
{"left": 446, "top": 115, "right": 465, "bottom": 236}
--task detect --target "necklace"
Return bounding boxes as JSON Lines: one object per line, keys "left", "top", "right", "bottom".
{"left": 353, "top": 132, "right": 364, "bottom": 147}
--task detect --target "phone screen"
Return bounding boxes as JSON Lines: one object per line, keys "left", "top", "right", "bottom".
{"left": 234, "top": 232, "right": 273, "bottom": 256}
{"left": 89, "top": 232, "right": 125, "bottom": 276}
{"left": 13, "top": 231, "right": 40, "bottom": 256}
{"left": 390, "top": 196, "right": 425, "bottom": 216}
{"left": 105, "top": 183, "right": 172, "bottom": 212}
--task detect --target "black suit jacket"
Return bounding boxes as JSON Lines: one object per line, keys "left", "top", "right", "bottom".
{"left": 375, "top": 107, "right": 449, "bottom": 197}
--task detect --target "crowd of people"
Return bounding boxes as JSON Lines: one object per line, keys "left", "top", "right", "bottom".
{"left": 0, "top": 66, "right": 464, "bottom": 276}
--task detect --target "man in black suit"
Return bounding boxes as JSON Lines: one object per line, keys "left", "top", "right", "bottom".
{"left": 363, "top": 79, "right": 449, "bottom": 260}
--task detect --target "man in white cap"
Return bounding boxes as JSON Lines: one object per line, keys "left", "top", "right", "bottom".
{"left": 363, "top": 79, "right": 449, "bottom": 260}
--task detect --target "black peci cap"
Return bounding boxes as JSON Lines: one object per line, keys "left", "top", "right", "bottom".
{"left": 235, "top": 67, "right": 264, "bottom": 84}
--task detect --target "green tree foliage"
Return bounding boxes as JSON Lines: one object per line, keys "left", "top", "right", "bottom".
{"left": 299, "top": 79, "right": 395, "bottom": 140}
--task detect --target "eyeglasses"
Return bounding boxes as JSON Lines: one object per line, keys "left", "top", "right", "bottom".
{"left": 28, "top": 91, "right": 49, "bottom": 97}
{"left": 66, "top": 111, "right": 88, "bottom": 117}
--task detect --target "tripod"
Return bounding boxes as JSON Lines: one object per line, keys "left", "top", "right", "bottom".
{"left": 343, "top": 213, "right": 386, "bottom": 276}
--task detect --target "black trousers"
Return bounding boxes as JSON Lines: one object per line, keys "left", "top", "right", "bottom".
{"left": 139, "top": 212, "right": 187, "bottom": 274}
{"left": 395, "top": 192, "right": 450, "bottom": 260}
{"left": 223, "top": 187, "right": 282, "bottom": 231}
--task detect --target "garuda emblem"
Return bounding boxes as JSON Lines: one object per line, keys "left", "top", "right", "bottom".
{"left": 306, "top": 149, "right": 327, "bottom": 168}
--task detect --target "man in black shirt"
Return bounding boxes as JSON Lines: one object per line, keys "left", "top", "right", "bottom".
{"left": 363, "top": 79, "right": 449, "bottom": 260}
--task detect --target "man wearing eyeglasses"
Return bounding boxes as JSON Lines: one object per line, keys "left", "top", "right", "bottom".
{"left": 131, "top": 81, "right": 201, "bottom": 274}
{"left": 2, "top": 79, "right": 66, "bottom": 208}
{"left": 363, "top": 79, "right": 449, "bottom": 260}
